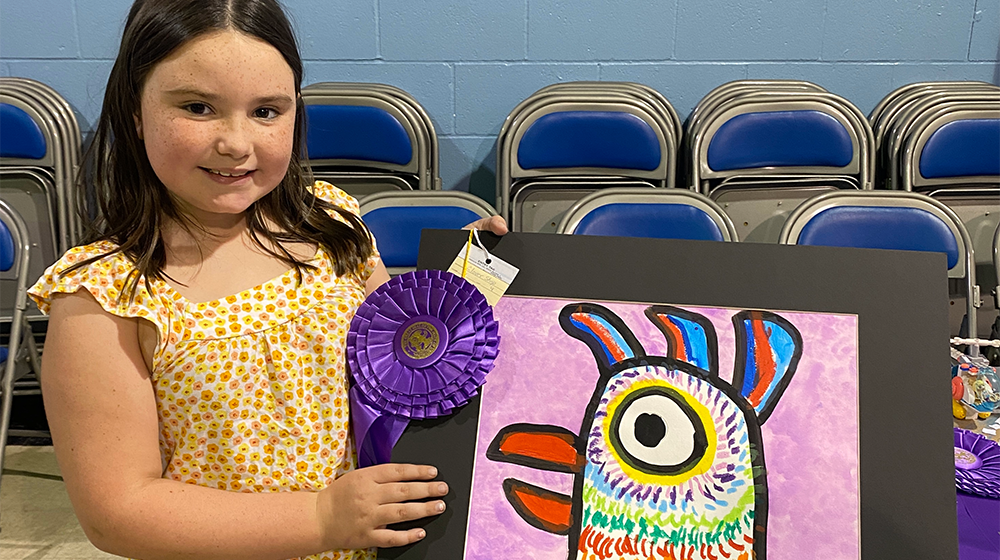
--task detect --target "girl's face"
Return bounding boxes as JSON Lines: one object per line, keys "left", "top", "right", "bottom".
{"left": 136, "top": 29, "right": 297, "bottom": 226}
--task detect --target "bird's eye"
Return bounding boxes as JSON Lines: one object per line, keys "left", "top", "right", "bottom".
{"left": 609, "top": 386, "right": 708, "bottom": 475}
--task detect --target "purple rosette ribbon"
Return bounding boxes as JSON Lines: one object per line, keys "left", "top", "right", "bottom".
{"left": 347, "top": 270, "right": 500, "bottom": 468}
{"left": 954, "top": 427, "right": 1000, "bottom": 498}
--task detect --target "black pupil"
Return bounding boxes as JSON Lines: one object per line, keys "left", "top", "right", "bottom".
{"left": 635, "top": 413, "right": 666, "bottom": 447}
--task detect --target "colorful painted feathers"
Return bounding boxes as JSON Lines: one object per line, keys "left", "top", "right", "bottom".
{"left": 486, "top": 303, "right": 803, "bottom": 560}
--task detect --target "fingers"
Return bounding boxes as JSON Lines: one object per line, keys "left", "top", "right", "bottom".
{"left": 376, "top": 499, "right": 446, "bottom": 527}
{"left": 367, "top": 463, "right": 438, "bottom": 484}
{"left": 462, "top": 215, "right": 509, "bottom": 236}
{"left": 487, "top": 215, "right": 509, "bottom": 235}
{"left": 379, "top": 480, "right": 449, "bottom": 504}
{"left": 370, "top": 527, "right": 428, "bottom": 548}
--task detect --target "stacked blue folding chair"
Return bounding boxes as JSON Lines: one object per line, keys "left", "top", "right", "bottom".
{"left": 497, "top": 82, "right": 680, "bottom": 233}
{"left": 1, "top": 78, "right": 82, "bottom": 332}
{"left": 302, "top": 83, "right": 440, "bottom": 200}
{"left": 556, "top": 187, "right": 737, "bottom": 242}
{"left": 872, "top": 82, "right": 1000, "bottom": 338}
{"left": 870, "top": 81, "right": 999, "bottom": 190}
{"left": 0, "top": 77, "right": 77, "bottom": 491}
{"left": 359, "top": 191, "right": 497, "bottom": 276}
{"left": 0, "top": 199, "right": 44, "bottom": 522}
{"left": 1, "top": 77, "right": 83, "bottom": 254}
{"left": 779, "top": 190, "right": 980, "bottom": 351}
{"left": 686, "top": 80, "right": 874, "bottom": 243}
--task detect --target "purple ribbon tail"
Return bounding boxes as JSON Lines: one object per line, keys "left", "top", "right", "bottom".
{"left": 351, "top": 385, "right": 410, "bottom": 468}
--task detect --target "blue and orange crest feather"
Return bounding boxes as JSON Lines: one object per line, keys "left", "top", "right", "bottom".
{"left": 559, "top": 303, "right": 646, "bottom": 372}
{"left": 645, "top": 305, "right": 719, "bottom": 377}
{"left": 732, "top": 310, "right": 803, "bottom": 424}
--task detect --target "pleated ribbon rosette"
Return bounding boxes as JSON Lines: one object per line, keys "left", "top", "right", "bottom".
{"left": 347, "top": 270, "right": 499, "bottom": 468}
{"left": 954, "top": 427, "right": 1000, "bottom": 498}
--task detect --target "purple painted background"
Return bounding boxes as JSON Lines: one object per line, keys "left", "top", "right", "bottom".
{"left": 463, "top": 296, "right": 860, "bottom": 560}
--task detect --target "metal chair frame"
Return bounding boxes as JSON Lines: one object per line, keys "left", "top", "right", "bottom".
{"left": 304, "top": 83, "right": 440, "bottom": 189}
{"left": 871, "top": 82, "right": 999, "bottom": 155}
{"left": 496, "top": 84, "right": 680, "bottom": 214}
{"left": 498, "top": 93, "right": 676, "bottom": 220}
{"left": 303, "top": 93, "right": 424, "bottom": 177}
{"left": 534, "top": 82, "right": 682, "bottom": 145}
{"left": 709, "top": 174, "right": 860, "bottom": 243}
{"left": 994, "top": 221, "right": 1000, "bottom": 309}
{"left": 1, "top": 89, "right": 74, "bottom": 252}
{"left": 0, "top": 199, "right": 44, "bottom": 521}
{"left": 683, "top": 80, "right": 826, "bottom": 178}
{"left": 882, "top": 92, "right": 1000, "bottom": 190}
{"left": 690, "top": 91, "right": 874, "bottom": 193}
{"left": 779, "top": 190, "right": 981, "bottom": 350}
{"left": 4, "top": 78, "right": 83, "bottom": 242}
{"left": 510, "top": 177, "right": 656, "bottom": 233}
{"left": 0, "top": 167, "right": 59, "bottom": 323}
{"left": 900, "top": 104, "right": 1000, "bottom": 191}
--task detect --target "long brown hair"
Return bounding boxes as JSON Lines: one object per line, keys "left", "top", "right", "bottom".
{"left": 74, "top": 0, "right": 373, "bottom": 302}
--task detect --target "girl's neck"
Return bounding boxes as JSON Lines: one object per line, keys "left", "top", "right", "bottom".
{"left": 158, "top": 212, "right": 314, "bottom": 303}
{"left": 162, "top": 209, "right": 252, "bottom": 250}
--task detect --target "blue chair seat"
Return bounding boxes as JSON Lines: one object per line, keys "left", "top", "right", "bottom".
{"left": 707, "top": 110, "right": 853, "bottom": 171}
{"left": 305, "top": 104, "right": 413, "bottom": 165}
{"left": 797, "top": 205, "right": 960, "bottom": 269}
{"left": 920, "top": 118, "right": 1000, "bottom": 179}
{"left": 364, "top": 206, "right": 485, "bottom": 267}
{"left": 517, "top": 111, "right": 661, "bottom": 171}
{"left": 572, "top": 202, "right": 726, "bottom": 241}
{"left": 0, "top": 103, "right": 47, "bottom": 159}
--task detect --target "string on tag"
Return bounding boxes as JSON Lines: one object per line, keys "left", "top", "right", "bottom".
{"left": 446, "top": 229, "right": 519, "bottom": 305}
{"left": 472, "top": 228, "right": 492, "bottom": 265}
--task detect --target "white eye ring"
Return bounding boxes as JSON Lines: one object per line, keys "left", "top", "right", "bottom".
{"left": 611, "top": 386, "right": 707, "bottom": 474}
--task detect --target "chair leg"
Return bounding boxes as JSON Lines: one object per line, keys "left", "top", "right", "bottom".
{"left": 0, "top": 313, "right": 26, "bottom": 530}
{"left": 25, "top": 326, "right": 41, "bottom": 380}
{"left": 0, "top": 354, "right": 17, "bottom": 530}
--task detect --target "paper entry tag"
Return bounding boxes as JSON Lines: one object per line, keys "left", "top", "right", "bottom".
{"left": 447, "top": 232, "right": 518, "bottom": 306}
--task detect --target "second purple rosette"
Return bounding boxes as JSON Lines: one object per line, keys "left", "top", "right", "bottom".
{"left": 347, "top": 270, "right": 500, "bottom": 468}
{"left": 954, "top": 427, "right": 1000, "bottom": 498}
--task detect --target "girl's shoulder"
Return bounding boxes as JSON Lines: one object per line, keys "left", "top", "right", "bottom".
{"left": 310, "top": 180, "right": 362, "bottom": 216}
{"left": 27, "top": 240, "right": 162, "bottom": 320}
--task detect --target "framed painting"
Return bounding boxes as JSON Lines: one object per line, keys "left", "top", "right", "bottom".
{"left": 379, "top": 230, "right": 956, "bottom": 560}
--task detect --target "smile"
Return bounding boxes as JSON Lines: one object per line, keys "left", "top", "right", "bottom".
{"left": 203, "top": 168, "right": 253, "bottom": 177}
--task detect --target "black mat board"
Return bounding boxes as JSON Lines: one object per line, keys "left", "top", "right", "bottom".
{"left": 379, "top": 230, "right": 957, "bottom": 560}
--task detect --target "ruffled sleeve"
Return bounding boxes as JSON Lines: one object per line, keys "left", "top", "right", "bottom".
{"left": 27, "top": 240, "right": 176, "bottom": 334}
{"left": 310, "top": 180, "right": 381, "bottom": 283}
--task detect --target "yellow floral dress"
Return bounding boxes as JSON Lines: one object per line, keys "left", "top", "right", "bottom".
{"left": 29, "top": 182, "right": 377, "bottom": 560}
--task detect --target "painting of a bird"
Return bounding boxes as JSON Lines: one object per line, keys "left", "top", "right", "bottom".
{"left": 486, "top": 302, "right": 803, "bottom": 560}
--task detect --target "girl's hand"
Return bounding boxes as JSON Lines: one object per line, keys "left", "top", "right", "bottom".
{"left": 464, "top": 215, "right": 508, "bottom": 236}
{"left": 317, "top": 463, "right": 448, "bottom": 549}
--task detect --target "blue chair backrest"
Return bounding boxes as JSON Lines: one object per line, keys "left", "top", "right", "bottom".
{"left": 919, "top": 118, "right": 1000, "bottom": 179}
{"left": 0, "top": 103, "right": 47, "bottom": 159}
{"left": 305, "top": 104, "right": 413, "bottom": 165}
{"left": 707, "top": 110, "right": 853, "bottom": 171}
{"left": 572, "top": 202, "right": 726, "bottom": 241}
{"left": 363, "top": 206, "right": 484, "bottom": 267}
{"left": 797, "top": 205, "right": 960, "bottom": 269}
{"left": 517, "top": 111, "right": 661, "bottom": 171}
{"left": 0, "top": 214, "right": 15, "bottom": 272}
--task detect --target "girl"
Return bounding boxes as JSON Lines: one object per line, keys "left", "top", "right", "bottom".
{"left": 28, "top": 0, "right": 505, "bottom": 558}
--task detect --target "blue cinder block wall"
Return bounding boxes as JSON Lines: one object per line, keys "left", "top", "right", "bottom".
{"left": 2, "top": 0, "right": 998, "bottom": 201}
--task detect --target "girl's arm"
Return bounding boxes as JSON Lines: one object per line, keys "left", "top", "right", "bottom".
{"left": 42, "top": 290, "right": 442, "bottom": 559}
{"left": 366, "top": 260, "right": 392, "bottom": 296}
